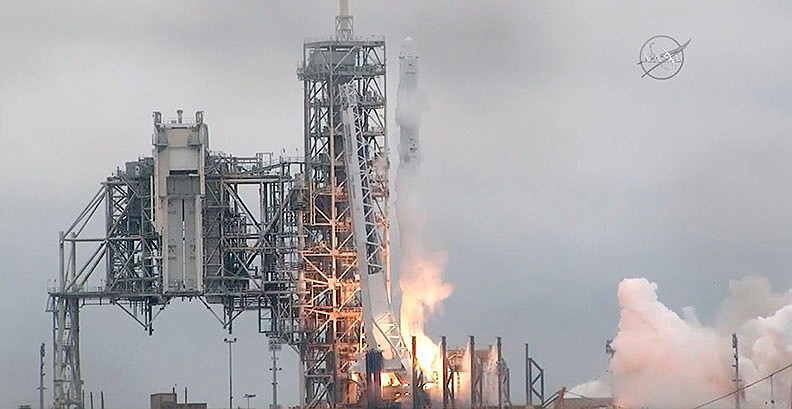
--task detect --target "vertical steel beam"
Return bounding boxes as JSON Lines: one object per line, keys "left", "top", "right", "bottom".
{"left": 470, "top": 336, "right": 481, "bottom": 409}
{"left": 497, "top": 337, "right": 503, "bottom": 409}
{"left": 298, "top": 29, "right": 387, "bottom": 409}
{"left": 526, "top": 346, "right": 545, "bottom": 407}
{"left": 413, "top": 335, "right": 419, "bottom": 409}
{"left": 525, "top": 344, "right": 530, "bottom": 407}
{"left": 733, "top": 333, "right": 741, "bottom": 409}
{"left": 39, "top": 343, "right": 46, "bottom": 409}
{"left": 53, "top": 230, "right": 84, "bottom": 409}
{"left": 53, "top": 295, "right": 83, "bottom": 409}
{"left": 441, "top": 336, "right": 450, "bottom": 409}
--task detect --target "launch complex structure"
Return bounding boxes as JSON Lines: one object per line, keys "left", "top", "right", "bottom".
{"left": 46, "top": 4, "right": 545, "bottom": 409}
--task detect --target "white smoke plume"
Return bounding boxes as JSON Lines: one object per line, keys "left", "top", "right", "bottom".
{"left": 395, "top": 37, "right": 452, "bottom": 370}
{"left": 575, "top": 277, "right": 792, "bottom": 409}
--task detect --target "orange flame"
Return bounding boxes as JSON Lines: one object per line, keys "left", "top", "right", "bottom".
{"left": 399, "top": 253, "right": 452, "bottom": 373}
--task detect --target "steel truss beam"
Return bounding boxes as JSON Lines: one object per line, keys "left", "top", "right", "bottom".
{"left": 50, "top": 23, "right": 390, "bottom": 409}
{"left": 48, "top": 150, "right": 303, "bottom": 409}
{"left": 298, "top": 35, "right": 387, "bottom": 409}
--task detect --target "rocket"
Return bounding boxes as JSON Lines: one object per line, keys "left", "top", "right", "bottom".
{"left": 397, "top": 37, "right": 421, "bottom": 167}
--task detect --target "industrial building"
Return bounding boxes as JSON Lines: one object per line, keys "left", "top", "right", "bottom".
{"left": 151, "top": 392, "right": 207, "bottom": 409}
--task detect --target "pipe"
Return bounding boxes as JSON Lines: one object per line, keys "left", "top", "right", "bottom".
{"left": 525, "top": 344, "right": 530, "bottom": 406}
{"left": 497, "top": 337, "right": 503, "bottom": 409}
{"left": 470, "top": 335, "right": 476, "bottom": 409}
{"left": 441, "top": 336, "right": 449, "bottom": 409}
{"left": 412, "top": 336, "right": 418, "bottom": 409}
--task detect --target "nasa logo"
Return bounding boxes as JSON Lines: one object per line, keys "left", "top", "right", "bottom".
{"left": 638, "top": 35, "right": 691, "bottom": 80}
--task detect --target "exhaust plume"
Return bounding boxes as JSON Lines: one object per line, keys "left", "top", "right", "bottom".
{"left": 574, "top": 277, "right": 792, "bottom": 409}
{"left": 395, "top": 37, "right": 452, "bottom": 371}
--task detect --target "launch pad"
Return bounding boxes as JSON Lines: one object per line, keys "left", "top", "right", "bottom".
{"left": 45, "top": 3, "right": 543, "bottom": 409}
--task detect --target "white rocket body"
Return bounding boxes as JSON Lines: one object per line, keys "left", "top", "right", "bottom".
{"left": 395, "top": 37, "right": 427, "bottom": 346}
{"left": 396, "top": 37, "right": 424, "bottom": 271}
{"left": 397, "top": 37, "right": 421, "bottom": 167}
{"left": 395, "top": 37, "right": 452, "bottom": 378}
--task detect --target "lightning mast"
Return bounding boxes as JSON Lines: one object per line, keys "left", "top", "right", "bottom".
{"left": 39, "top": 343, "right": 46, "bottom": 409}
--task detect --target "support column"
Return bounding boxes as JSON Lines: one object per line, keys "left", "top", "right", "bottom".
{"left": 39, "top": 343, "right": 46, "bottom": 409}
{"left": 526, "top": 345, "right": 545, "bottom": 407}
{"left": 412, "top": 336, "right": 419, "bottom": 409}
{"left": 497, "top": 337, "right": 503, "bottom": 409}
{"left": 441, "top": 336, "right": 450, "bottom": 409}
{"left": 733, "top": 334, "right": 741, "bottom": 409}
{"left": 469, "top": 336, "right": 481, "bottom": 409}
{"left": 525, "top": 344, "right": 529, "bottom": 407}
{"left": 53, "top": 296, "right": 83, "bottom": 409}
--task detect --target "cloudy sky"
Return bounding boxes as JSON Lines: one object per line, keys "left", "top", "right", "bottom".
{"left": 3, "top": 1, "right": 792, "bottom": 408}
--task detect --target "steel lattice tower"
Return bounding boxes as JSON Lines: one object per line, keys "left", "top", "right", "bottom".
{"left": 296, "top": 5, "right": 388, "bottom": 408}
{"left": 48, "top": 112, "right": 305, "bottom": 409}
{"left": 47, "top": 5, "right": 392, "bottom": 409}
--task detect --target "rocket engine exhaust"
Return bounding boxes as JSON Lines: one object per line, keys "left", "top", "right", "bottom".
{"left": 395, "top": 37, "right": 452, "bottom": 377}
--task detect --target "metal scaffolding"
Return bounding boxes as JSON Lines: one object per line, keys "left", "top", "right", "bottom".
{"left": 45, "top": 6, "right": 523, "bottom": 409}
{"left": 296, "top": 9, "right": 388, "bottom": 408}
{"left": 47, "top": 112, "right": 304, "bottom": 409}
{"left": 48, "top": 5, "right": 391, "bottom": 407}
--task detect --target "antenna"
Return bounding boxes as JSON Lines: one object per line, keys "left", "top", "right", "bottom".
{"left": 38, "top": 343, "right": 46, "bottom": 409}
{"left": 335, "top": 0, "right": 353, "bottom": 40}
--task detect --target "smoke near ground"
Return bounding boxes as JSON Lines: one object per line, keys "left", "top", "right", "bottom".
{"left": 574, "top": 276, "right": 792, "bottom": 409}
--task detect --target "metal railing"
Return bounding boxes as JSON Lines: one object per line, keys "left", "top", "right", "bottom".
{"left": 302, "top": 34, "right": 385, "bottom": 44}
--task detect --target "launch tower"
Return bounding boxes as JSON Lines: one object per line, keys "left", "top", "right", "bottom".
{"left": 48, "top": 3, "right": 409, "bottom": 409}
{"left": 296, "top": 1, "right": 403, "bottom": 407}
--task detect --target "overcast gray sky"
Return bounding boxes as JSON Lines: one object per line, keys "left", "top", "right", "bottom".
{"left": 3, "top": 1, "right": 792, "bottom": 408}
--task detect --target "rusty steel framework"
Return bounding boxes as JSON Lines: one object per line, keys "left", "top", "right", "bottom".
{"left": 47, "top": 6, "right": 393, "bottom": 407}
{"left": 295, "top": 16, "right": 389, "bottom": 408}
{"left": 45, "top": 6, "right": 525, "bottom": 409}
{"left": 47, "top": 112, "right": 304, "bottom": 409}
{"left": 48, "top": 38, "right": 390, "bottom": 409}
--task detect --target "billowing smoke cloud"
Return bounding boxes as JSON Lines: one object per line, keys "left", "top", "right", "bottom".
{"left": 574, "top": 277, "right": 792, "bottom": 409}
{"left": 395, "top": 37, "right": 453, "bottom": 370}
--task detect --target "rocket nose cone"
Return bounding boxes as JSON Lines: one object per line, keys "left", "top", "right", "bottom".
{"left": 399, "top": 37, "right": 417, "bottom": 58}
